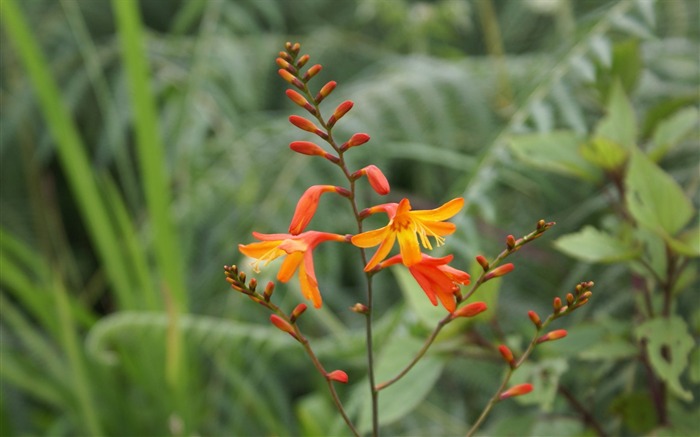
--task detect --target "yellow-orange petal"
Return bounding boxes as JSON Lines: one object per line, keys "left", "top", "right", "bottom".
{"left": 351, "top": 226, "right": 389, "bottom": 248}
{"left": 363, "top": 232, "right": 396, "bottom": 271}
{"left": 299, "top": 259, "right": 322, "bottom": 308}
{"left": 396, "top": 227, "right": 422, "bottom": 266}
{"left": 411, "top": 197, "right": 464, "bottom": 221}
{"left": 277, "top": 251, "right": 303, "bottom": 282}
{"left": 238, "top": 241, "right": 284, "bottom": 260}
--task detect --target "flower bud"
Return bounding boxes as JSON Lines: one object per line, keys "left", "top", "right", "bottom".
{"left": 351, "top": 303, "right": 369, "bottom": 314}
{"left": 264, "top": 281, "right": 275, "bottom": 301}
{"left": 290, "top": 141, "right": 325, "bottom": 156}
{"left": 566, "top": 292, "right": 574, "bottom": 305}
{"left": 537, "top": 329, "right": 568, "bottom": 344}
{"left": 285, "top": 90, "right": 316, "bottom": 114}
{"left": 315, "top": 81, "right": 337, "bottom": 103}
{"left": 328, "top": 100, "right": 353, "bottom": 127}
{"left": 340, "top": 133, "right": 370, "bottom": 151}
{"left": 451, "top": 301, "right": 488, "bottom": 319}
{"left": 296, "top": 54, "right": 310, "bottom": 68}
{"left": 327, "top": 370, "right": 349, "bottom": 384}
{"left": 499, "top": 383, "right": 533, "bottom": 400}
{"left": 475, "top": 255, "right": 489, "bottom": 271}
{"left": 276, "top": 57, "right": 294, "bottom": 71}
{"left": 506, "top": 234, "right": 516, "bottom": 250}
{"left": 289, "top": 185, "right": 347, "bottom": 234}
{"left": 553, "top": 297, "right": 562, "bottom": 312}
{"left": 290, "top": 303, "right": 308, "bottom": 323}
{"left": 498, "top": 345, "right": 516, "bottom": 368}
{"left": 248, "top": 278, "right": 257, "bottom": 292}
{"left": 277, "top": 69, "right": 304, "bottom": 89}
{"left": 289, "top": 115, "right": 320, "bottom": 133}
{"left": 527, "top": 310, "right": 542, "bottom": 328}
{"left": 270, "top": 315, "right": 297, "bottom": 339}
{"left": 303, "top": 64, "right": 322, "bottom": 81}
{"left": 483, "top": 263, "right": 514, "bottom": 281}
{"left": 352, "top": 165, "right": 390, "bottom": 195}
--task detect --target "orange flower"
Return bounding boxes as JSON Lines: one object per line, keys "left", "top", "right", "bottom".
{"left": 377, "top": 254, "right": 470, "bottom": 312}
{"left": 351, "top": 197, "right": 464, "bottom": 271}
{"left": 289, "top": 185, "right": 350, "bottom": 235}
{"left": 238, "top": 231, "right": 346, "bottom": 308}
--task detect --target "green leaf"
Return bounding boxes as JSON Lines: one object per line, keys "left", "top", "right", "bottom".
{"left": 595, "top": 81, "right": 637, "bottom": 151}
{"left": 666, "top": 225, "right": 700, "bottom": 257}
{"left": 625, "top": 150, "right": 695, "bottom": 236}
{"left": 688, "top": 347, "right": 700, "bottom": 384}
{"left": 553, "top": 226, "right": 641, "bottom": 263}
{"left": 649, "top": 107, "right": 699, "bottom": 162}
{"left": 611, "top": 391, "right": 658, "bottom": 433}
{"left": 635, "top": 316, "right": 694, "bottom": 402}
{"left": 507, "top": 131, "right": 601, "bottom": 182}
{"left": 354, "top": 335, "right": 444, "bottom": 433}
{"left": 579, "top": 137, "right": 628, "bottom": 170}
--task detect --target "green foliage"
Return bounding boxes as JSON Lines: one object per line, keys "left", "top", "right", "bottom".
{"left": 2, "top": 0, "right": 699, "bottom": 435}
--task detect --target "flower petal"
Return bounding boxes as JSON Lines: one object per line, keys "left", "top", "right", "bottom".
{"left": 351, "top": 226, "right": 389, "bottom": 248}
{"left": 396, "top": 227, "right": 421, "bottom": 266}
{"left": 277, "top": 251, "right": 303, "bottom": 282}
{"left": 410, "top": 197, "right": 464, "bottom": 221}
{"left": 299, "top": 257, "right": 322, "bottom": 308}
{"left": 238, "top": 241, "right": 284, "bottom": 259}
{"left": 364, "top": 232, "right": 396, "bottom": 271}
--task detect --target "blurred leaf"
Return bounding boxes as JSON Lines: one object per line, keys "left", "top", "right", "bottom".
{"left": 610, "top": 391, "right": 658, "bottom": 433}
{"left": 689, "top": 347, "right": 700, "bottom": 384}
{"left": 530, "top": 417, "right": 584, "bottom": 437}
{"left": 553, "top": 226, "right": 641, "bottom": 263}
{"left": 579, "top": 137, "right": 628, "bottom": 171}
{"left": 635, "top": 316, "right": 694, "bottom": 402}
{"left": 595, "top": 81, "right": 637, "bottom": 151}
{"left": 296, "top": 393, "right": 342, "bottom": 437}
{"left": 507, "top": 131, "right": 601, "bottom": 182}
{"left": 578, "top": 338, "right": 638, "bottom": 361}
{"left": 648, "top": 106, "right": 699, "bottom": 162}
{"left": 625, "top": 150, "right": 695, "bottom": 237}
{"left": 355, "top": 335, "right": 444, "bottom": 433}
{"left": 666, "top": 225, "right": 700, "bottom": 257}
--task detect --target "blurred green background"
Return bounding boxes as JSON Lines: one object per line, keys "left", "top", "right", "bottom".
{"left": 1, "top": 0, "right": 698, "bottom": 435}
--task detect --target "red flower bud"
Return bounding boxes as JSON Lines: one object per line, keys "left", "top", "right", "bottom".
{"left": 263, "top": 281, "right": 275, "bottom": 301}
{"left": 341, "top": 133, "right": 370, "bottom": 151}
{"left": 285, "top": 89, "right": 311, "bottom": 108}
{"left": 499, "top": 383, "right": 533, "bottom": 400}
{"left": 506, "top": 234, "right": 516, "bottom": 250}
{"left": 498, "top": 345, "right": 515, "bottom": 367}
{"left": 451, "top": 301, "right": 488, "bottom": 319}
{"left": 289, "top": 115, "right": 319, "bottom": 133}
{"left": 566, "top": 292, "right": 574, "bottom": 305}
{"left": 527, "top": 310, "right": 542, "bottom": 328}
{"left": 316, "top": 81, "right": 337, "bottom": 103}
{"left": 303, "top": 64, "right": 322, "bottom": 81}
{"left": 353, "top": 165, "right": 390, "bottom": 195}
{"left": 270, "top": 315, "right": 297, "bottom": 339}
{"left": 327, "top": 370, "right": 349, "bottom": 384}
{"left": 278, "top": 69, "right": 304, "bottom": 89}
{"left": 537, "top": 329, "right": 568, "bottom": 344}
{"left": 290, "top": 141, "right": 325, "bottom": 156}
{"left": 296, "top": 54, "right": 310, "bottom": 68}
{"left": 276, "top": 57, "right": 294, "bottom": 71}
{"left": 553, "top": 296, "right": 562, "bottom": 312}
{"left": 476, "top": 255, "right": 489, "bottom": 271}
{"left": 483, "top": 263, "right": 514, "bottom": 281}
{"left": 351, "top": 303, "right": 369, "bottom": 314}
{"left": 328, "top": 100, "right": 353, "bottom": 127}
{"left": 290, "top": 303, "right": 308, "bottom": 323}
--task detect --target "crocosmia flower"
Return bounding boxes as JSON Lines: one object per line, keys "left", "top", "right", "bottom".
{"left": 351, "top": 197, "right": 464, "bottom": 271}
{"left": 239, "top": 231, "right": 346, "bottom": 308}
{"left": 376, "top": 254, "right": 470, "bottom": 312}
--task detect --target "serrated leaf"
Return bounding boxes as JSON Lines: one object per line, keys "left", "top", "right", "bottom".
{"left": 649, "top": 107, "right": 699, "bottom": 162}
{"left": 507, "top": 131, "right": 601, "bottom": 182}
{"left": 595, "top": 81, "right": 637, "bottom": 151}
{"left": 625, "top": 150, "right": 695, "bottom": 236}
{"left": 635, "top": 316, "right": 694, "bottom": 402}
{"left": 553, "top": 226, "right": 641, "bottom": 263}
{"left": 355, "top": 335, "right": 444, "bottom": 432}
{"left": 579, "top": 137, "right": 628, "bottom": 170}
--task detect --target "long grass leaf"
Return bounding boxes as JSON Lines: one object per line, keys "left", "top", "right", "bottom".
{"left": 0, "top": 0, "right": 137, "bottom": 309}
